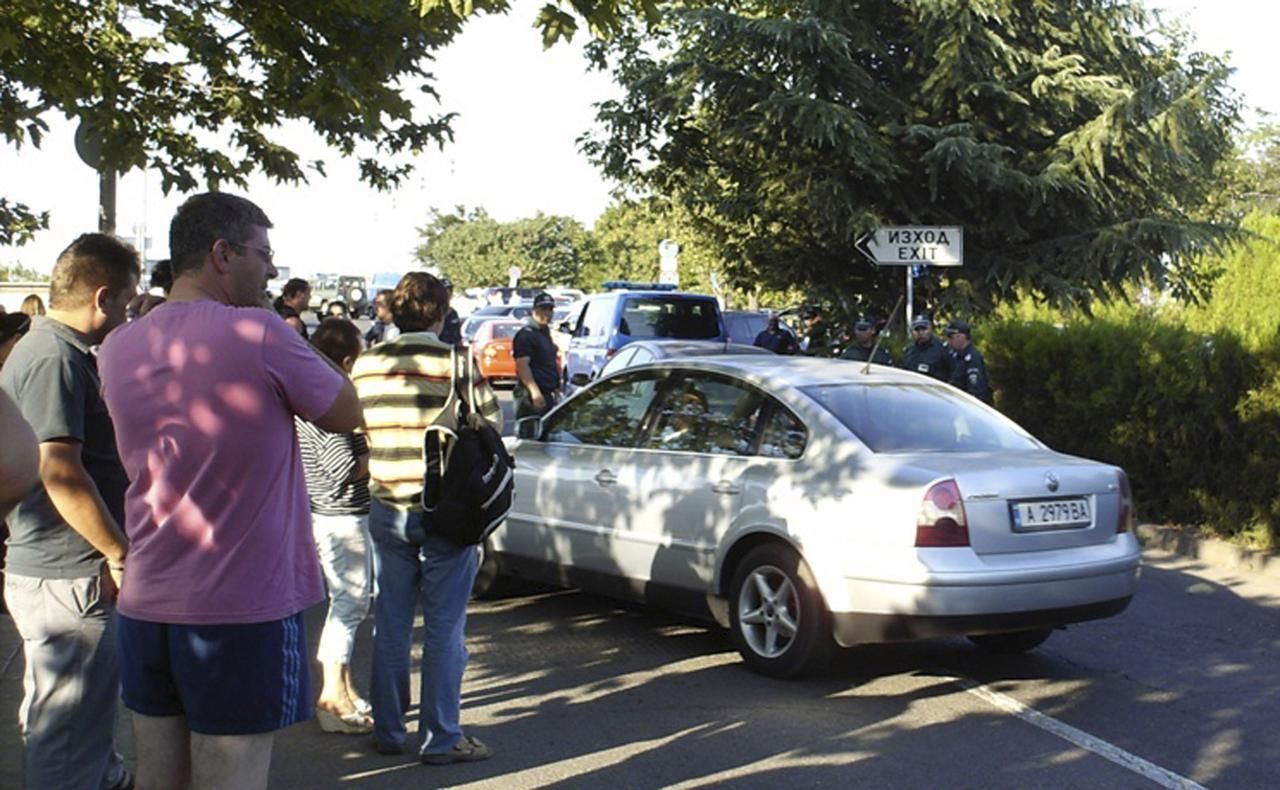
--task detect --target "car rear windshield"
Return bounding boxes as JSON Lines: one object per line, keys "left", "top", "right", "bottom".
{"left": 620, "top": 298, "right": 720, "bottom": 340}
{"left": 800, "top": 382, "right": 1041, "bottom": 453}
{"left": 490, "top": 323, "right": 521, "bottom": 340}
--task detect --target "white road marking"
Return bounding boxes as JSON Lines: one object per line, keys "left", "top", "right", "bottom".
{"left": 959, "top": 679, "right": 1208, "bottom": 790}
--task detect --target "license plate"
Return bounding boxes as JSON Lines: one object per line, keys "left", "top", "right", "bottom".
{"left": 1010, "top": 498, "right": 1092, "bottom": 531}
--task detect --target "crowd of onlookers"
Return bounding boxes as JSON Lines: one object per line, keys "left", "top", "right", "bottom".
{"left": 0, "top": 192, "right": 498, "bottom": 790}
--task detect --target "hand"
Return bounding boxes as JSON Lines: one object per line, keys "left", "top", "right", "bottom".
{"left": 102, "top": 562, "right": 122, "bottom": 602}
{"left": 532, "top": 392, "right": 546, "bottom": 411}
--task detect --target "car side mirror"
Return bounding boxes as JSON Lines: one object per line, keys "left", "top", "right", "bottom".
{"left": 570, "top": 372, "right": 590, "bottom": 387}
{"left": 515, "top": 415, "right": 543, "bottom": 440}
{"left": 557, "top": 321, "right": 572, "bottom": 334}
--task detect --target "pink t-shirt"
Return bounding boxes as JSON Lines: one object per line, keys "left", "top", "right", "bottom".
{"left": 99, "top": 300, "right": 343, "bottom": 624}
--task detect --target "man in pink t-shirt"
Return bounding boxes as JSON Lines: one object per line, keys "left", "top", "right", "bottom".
{"left": 99, "top": 192, "right": 361, "bottom": 790}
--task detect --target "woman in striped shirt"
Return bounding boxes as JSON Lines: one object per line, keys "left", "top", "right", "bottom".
{"left": 297, "top": 318, "right": 375, "bottom": 734}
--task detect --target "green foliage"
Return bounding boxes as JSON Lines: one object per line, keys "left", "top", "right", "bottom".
{"left": 414, "top": 206, "right": 602, "bottom": 288}
{"left": 1185, "top": 212, "right": 1280, "bottom": 351}
{"left": 584, "top": 1, "right": 1243, "bottom": 318}
{"left": 0, "top": 263, "right": 48, "bottom": 282}
{"left": 985, "top": 313, "right": 1280, "bottom": 546}
{"left": 415, "top": 0, "right": 665, "bottom": 46}
{"left": 0, "top": 199, "right": 49, "bottom": 246}
{"left": 1, "top": 0, "right": 665, "bottom": 242}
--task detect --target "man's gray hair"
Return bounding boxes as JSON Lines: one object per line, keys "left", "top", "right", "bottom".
{"left": 169, "top": 192, "right": 272, "bottom": 278}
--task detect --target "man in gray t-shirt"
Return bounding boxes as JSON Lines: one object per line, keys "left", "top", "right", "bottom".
{"left": 0, "top": 233, "right": 139, "bottom": 790}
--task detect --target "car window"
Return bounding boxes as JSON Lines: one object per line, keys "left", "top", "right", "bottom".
{"left": 491, "top": 323, "right": 521, "bottom": 340}
{"left": 544, "top": 372, "right": 665, "bottom": 447}
{"left": 579, "top": 299, "right": 612, "bottom": 338}
{"left": 646, "top": 374, "right": 767, "bottom": 455}
{"left": 620, "top": 298, "right": 720, "bottom": 340}
{"left": 800, "top": 382, "right": 1040, "bottom": 453}
{"left": 758, "top": 405, "right": 807, "bottom": 459}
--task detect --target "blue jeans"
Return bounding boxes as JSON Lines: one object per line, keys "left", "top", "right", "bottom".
{"left": 368, "top": 499, "right": 478, "bottom": 755}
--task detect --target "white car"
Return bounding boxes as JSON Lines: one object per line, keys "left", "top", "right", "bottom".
{"left": 489, "top": 356, "right": 1141, "bottom": 677}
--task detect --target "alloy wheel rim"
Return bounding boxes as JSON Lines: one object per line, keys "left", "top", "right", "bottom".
{"left": 737, "top": 564, "right": 799, "bottom": 659}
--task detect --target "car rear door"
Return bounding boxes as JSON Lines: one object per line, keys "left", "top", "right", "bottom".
{"left": 620, "top": 371, "right": 773, "bottom": 595}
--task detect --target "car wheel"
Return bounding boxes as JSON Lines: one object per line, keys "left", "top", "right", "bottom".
{"left": 728, "top": 544, "right": 832, "bottom": 678}
{"left": 471, "top": 538, "right": 511, "bottom": 599}
{"left": 968, "top": 628, "right": 1053, "bottom": 655}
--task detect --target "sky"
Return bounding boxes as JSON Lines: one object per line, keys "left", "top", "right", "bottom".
{"left": 0, "top": 0, "right": 1274, "bottom": 278}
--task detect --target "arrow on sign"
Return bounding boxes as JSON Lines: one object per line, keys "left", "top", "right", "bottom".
{"left": 856, "top": 226, "right": 964, "bottom": 267}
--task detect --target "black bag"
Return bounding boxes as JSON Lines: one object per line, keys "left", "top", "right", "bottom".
{"left": 421, "top": 347, "right": 515, "bottom": 547}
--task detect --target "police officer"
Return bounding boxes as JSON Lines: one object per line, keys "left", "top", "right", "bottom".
{"left": 840, "top": 314, "right": 893, "bottom": 364}
{"left": 900, "top": 313, "right": 953, "bottom": 382}
{"left": 800, "top": 306, "right": 833, "bottom": 357}
{"left": 513, "top": 291, "right": 561, "bottom": 419}
{"left": 945, "top": 319, "right": 992, "bottom": 404}
{"left": 438, "top": 276, "right": 463, "bottom": 346}
{"left": 753, "top": 313, "right": 798, "bottom": 354}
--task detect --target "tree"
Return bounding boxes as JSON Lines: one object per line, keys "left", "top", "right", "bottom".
{"left": 413, "top": 207, "right": 602, "bottom": 288}
{"left": 0, "top": 0, "right": 669, "bottom": 241}
{"left": 583, "top": 0, "right": 1243, "bottom": 316}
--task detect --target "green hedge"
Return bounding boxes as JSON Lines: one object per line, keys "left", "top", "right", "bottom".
{"left": 983, "top": 316, "right": 1280, "bottom": 546}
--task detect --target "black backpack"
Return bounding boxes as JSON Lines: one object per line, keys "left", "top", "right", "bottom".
{"left": 421, "top": 348, "right": 515, "bottom": 547}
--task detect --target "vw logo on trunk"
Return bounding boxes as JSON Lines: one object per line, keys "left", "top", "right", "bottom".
{"left": 1045, "top": 472, "right": 1060, "bottom": 492}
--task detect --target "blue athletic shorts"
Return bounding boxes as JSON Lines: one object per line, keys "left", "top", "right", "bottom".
{"left": 117, "top": 611, "right": 312, "bottom": 735}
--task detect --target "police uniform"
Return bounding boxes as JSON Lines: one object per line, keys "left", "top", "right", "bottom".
{"left": 901, "top": 335, "right": 952, "bottom": 381}
{"left": 945, "top": 320, "right": 992, "bottom": 404}
{"left": 841, "top": 343, "right": 893, "bottom": 365}
{"left": 512, "top": 298, "right": 561, "bottom": 419}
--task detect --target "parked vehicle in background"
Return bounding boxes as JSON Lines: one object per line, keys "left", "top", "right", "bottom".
{"left": 471, "top": 320, "right": 525, "bottom": 385}
{"left": 552, "top": 303, "right": 584, "bottom": 359}
{"left": 491, "top": 356, "right": 1141, "bottom": 678}
{"left": 722, "top": 310, "right": 799, "bottom": 349}
{"left": 546, "top": 287, "right": 586, "bottom": 305}
{"left": 461, "top": 303, "right": 534, "bottom": 343}
{"left": 562, "top": 282, "right": 725, "bottom": 395}
{"left": 596, "top": 340, "right": 771, "bottom": 382}
{"left": 307, "top": 273, "right": 367, "bottom": 317}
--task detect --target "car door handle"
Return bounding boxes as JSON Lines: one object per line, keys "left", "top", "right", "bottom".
{"left": 712, "top": 480, "right": 741, "bottom": 495}
{"left": 594, "top": 470, "right": 617, "bottom": 487}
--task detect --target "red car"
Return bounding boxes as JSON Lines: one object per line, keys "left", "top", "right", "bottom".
{"left": 472, "top": 320, "right": 524, "bottom": 384}
{"left": 472, "top": 319, "right": 563, "bottom": 386}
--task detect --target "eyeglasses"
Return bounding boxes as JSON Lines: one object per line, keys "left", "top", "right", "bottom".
{"left": 230, "top": 241, "right": 275, "bottom": 264}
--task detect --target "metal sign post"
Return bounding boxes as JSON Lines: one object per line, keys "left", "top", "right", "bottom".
{"left": 856, "top": 226, "right": 964, "bottom": 334}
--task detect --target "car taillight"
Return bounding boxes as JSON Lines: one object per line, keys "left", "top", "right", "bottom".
{"left": 1116, "top": 470, "right": 1135, "bottom": 534}
{"left": 605, "top": 347, "right": 618, "bottom": 359}
{"left": 916, "top": 479, "right": 970, "bottom": 547}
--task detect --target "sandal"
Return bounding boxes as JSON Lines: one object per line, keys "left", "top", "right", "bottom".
{"left": 421, "top": 734, "right": 493, "bottom": 765}
{"left": 316, "top": 707, "right": 374, "bottom": 734}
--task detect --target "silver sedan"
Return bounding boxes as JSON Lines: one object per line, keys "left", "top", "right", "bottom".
{"left": 489, "top": 356, "right": 1141, "bottom": 677}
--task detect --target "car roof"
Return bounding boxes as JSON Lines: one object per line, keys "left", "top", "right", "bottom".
{"left": 618, "top": 354, "right": 929, "bottom": 389}
{"left": 589, "top": 290, "right": 718, "bottom": 301}
{"left": 624, "top": 339, "right": 770, "bottom": 357}
{"left": 473, "top": 303, "right": 530, "bottom": 314}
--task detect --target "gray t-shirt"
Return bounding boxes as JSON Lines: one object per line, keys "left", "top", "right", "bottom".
{"left": 0, "top": 317, "right": 128, "bottom": 578}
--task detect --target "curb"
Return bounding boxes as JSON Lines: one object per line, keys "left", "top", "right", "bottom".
{"left": 1137, "top": 523, "right": 1280, "bottom": 580}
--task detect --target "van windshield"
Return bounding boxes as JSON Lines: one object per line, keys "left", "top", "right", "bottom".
{"left": 620, "top": 298, "right": 720, "bottom": 340}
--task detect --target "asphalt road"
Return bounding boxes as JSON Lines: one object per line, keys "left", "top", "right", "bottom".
{"left": 248, "top": 547, "right": 1280, "bottom": 789}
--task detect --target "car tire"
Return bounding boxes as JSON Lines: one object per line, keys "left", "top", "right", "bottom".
{"left": 471, "top": 538, "right": 512, "bottom": 600}
{"left": 728, "top": 544, "right": 833, "bottom": 678}
{"left": 967, "top": 628, "right": 1053, "bottom": 655}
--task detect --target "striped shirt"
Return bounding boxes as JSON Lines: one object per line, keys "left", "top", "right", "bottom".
{"left": 352, "top": 331, "right": 502, "bottom": 509}
{"left": 295, "top": 418, "right": 372, "bottom": 516}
